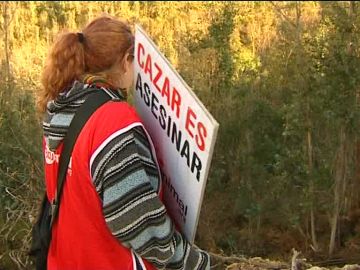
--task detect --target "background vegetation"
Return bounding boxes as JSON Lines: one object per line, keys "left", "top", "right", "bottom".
{"left": 1, "top": 1, "right": 360, "bottom": 269}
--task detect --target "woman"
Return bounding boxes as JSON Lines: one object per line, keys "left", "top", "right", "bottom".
{"left": 39, "top": 15, "right": 210, "bottom": 270}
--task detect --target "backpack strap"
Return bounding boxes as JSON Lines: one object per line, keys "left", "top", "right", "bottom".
{"left": 50, "top": 90, "right": 114, "bottom": 226}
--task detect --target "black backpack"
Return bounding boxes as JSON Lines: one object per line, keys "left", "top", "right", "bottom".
{"left": 28, "top": 91, "right": 112, "bottom": 270}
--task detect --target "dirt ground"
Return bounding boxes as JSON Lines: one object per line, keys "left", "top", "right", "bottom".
{"left": 209, "top": 254, "right": 360, "bottom": 270}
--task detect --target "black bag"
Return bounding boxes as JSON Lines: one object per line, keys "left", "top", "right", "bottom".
{"left": 29, "top": 91, "right": 112, "bottom": 270}
{"left": 29, "top": 194, "right": 52, "bottom": 270}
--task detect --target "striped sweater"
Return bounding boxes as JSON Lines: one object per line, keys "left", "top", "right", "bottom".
{"left": 43, "top": 81, "right": 210, "bottom": 270}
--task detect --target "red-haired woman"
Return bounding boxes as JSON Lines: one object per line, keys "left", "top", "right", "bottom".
{"left": 39, "top": 15, "right": 210, "bottom": 270}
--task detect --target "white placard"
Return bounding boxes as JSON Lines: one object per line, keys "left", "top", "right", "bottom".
{"left": 133, "top": 25, "right": 219, "bottom": 243}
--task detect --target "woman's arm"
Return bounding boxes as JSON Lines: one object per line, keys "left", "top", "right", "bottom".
{"left": 90, "top": 125, "right": 210, "bottom": 269}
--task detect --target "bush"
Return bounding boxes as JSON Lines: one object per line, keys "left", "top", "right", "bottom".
{"left": 0, "top": 83, "right": 43, "bottom": 270}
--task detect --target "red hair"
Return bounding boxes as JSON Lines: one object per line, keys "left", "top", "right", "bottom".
{"left": 39, "top": 15, "right": 134, "bottom": 112}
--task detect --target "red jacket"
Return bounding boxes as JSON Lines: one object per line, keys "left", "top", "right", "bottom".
{"left": 44, "top": 101, "right": 158, "bottom": 270}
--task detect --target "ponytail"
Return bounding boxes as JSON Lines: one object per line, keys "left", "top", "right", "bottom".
{"left": 39, "top": 16, "right": 134, "bottom": 113}
{"left": 39, "top": 32, "right": 85, "bottom": 112}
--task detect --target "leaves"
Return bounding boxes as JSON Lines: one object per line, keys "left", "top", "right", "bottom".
{"left": 1, "top": 1, "right": 360, "bottom": 267}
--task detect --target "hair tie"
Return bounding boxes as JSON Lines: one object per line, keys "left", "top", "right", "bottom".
{"left": 77, "top": 32, "right": 85, "bottom": 43}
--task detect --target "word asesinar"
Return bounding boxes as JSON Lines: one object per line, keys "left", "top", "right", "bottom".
{"left": 137, "top": 43, "right": 208, "bottom": 153}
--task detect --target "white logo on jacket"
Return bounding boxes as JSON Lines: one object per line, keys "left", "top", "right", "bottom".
{"left": 45, "top": 145, "right": 60, "bottom": 164}
{"left": 68, "top": 157, "right": 72, "bottom": 176}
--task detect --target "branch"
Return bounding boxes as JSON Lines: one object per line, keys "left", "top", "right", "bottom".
{"left": 209, "top": 252, "right": 289, "bottom": 269}
{"left": 291, "top": 248, "right": 301, "bottom": 270}
{"left": 290, "top": 248, "right": 311, "bottom": 270}
{"left": 270, "top": 1, "right": 297, "bottom": 28}
{"left": 209, "top": 251, "right": 246, "bottom": 264}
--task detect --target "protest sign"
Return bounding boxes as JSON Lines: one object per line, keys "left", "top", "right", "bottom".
{"left": 134, "top": 25, "right": 219, "bottom": 243}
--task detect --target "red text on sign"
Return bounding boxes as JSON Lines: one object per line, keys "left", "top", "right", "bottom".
{"left": 185, "top": 107, "right": 207, "bottom": 151}
{"left": 137, "top": 42, "right": 181, "bottom": 119}
{"left": 137, "top": 42, "right": 207, "bottom": 151}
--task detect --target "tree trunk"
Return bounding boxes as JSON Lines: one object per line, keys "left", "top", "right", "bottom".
{"left": 310, "top": 206, "right": 318, "bottom": 251}
{"left": 351, "top": 1, "right": 360, "bottom": 210}
{"left": 329, "top": 127, "right": 347, "bottom": 256}
{"left": 355, "top": 136, "right": 360, "bottom": 209}
{"left": 329, "top": 1, "right": 355, "bottom": 257}
{"left": 308, "top": 124, "right": 319, "bottom": 252}
{"left": 3, "top": 2, "right": 10, "bottom": 86}
{"left": 1, "top": 1, "right": 11, "bottom": 104}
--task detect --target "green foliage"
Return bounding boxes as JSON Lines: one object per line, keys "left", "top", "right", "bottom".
{"left": 0, "top": 82, "right": 42, "bottom": 269}
{"left": 1, "top": 1, "right": 360, "bottom": 268}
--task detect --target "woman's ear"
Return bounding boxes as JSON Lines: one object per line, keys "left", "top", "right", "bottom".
{"left": 122, "top": 52, "right": 134, "bottom": 74}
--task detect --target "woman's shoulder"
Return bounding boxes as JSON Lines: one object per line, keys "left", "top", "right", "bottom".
{"left": 94, "top": 100, "right": 142, "bottom": 125}
{"left": 82, "top": 99, "right": 145, "bottom": 157}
